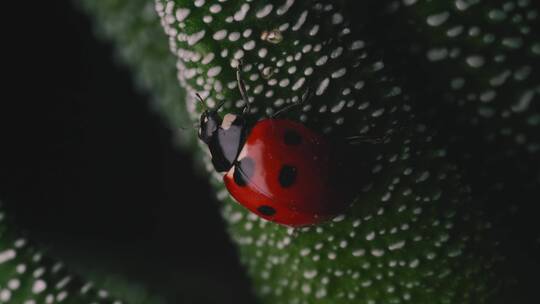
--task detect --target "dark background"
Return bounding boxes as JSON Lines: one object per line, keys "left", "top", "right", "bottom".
{"left": 1, "top": 1, "right": 254, "bottom": 303}
{"left": 2, "top": 1, "right": 539, "bottom": 303}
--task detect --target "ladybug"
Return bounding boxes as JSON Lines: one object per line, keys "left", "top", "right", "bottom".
{"left": 197, "top": 68, "right": 357, "bottom": 227}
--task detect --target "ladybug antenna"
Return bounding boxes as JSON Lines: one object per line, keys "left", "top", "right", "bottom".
{"left": 236, "top": 60, "right": 251, "bottom": 115}
{"left": 214, "top": 99, "right": 226, "bottom": 112}
{"left": 346, "top": 120, "right": 405, "bottom": 145}
{"left": 197, "top": 92, "right": 227, "bottom": 113}
{"left": 195, "top": 93, "right": 209, "bottom": 112}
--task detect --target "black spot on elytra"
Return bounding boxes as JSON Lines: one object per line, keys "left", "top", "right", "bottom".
{"left": 278, "top": 165, "right": 297, "bottom": 188}
{"left": 284, "top": 129, "right": 302, "bottom": 145}
{"left": 257, "top": 205, "right": 276, "bottom": 216}
{"left": 233, "top": 157, "right": 255, "bottom": 187}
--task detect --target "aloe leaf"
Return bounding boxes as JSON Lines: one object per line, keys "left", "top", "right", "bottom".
{"left": 77, "top": 0, "right": 194, "bottom": 148}
{"left": 344, "top": 0, "right": 540, "bottom": 184}
{"left": 0, "top": 202, "right": 123, "bottom": 304}
{"left": 154, "top": 1, "right": 523, "bottom": 303}
{"left": 340, "top": 0, "right": 540, "bottom": 265}
{"left": 380, "top": 0, "right": 539, "bottom": 149}
{"left": 0, "top": 0, "right": 227, "bottom": 302}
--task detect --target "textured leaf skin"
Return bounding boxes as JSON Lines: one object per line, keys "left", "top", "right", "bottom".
{"left": 0, "top": 202, "right": 122, "bottom": 304}
{"left": 40, "top": 1, "right": 246, "bottom": 303}
{"left": 340, "top": 0, "right": 540, "bottom": 279}
{"left": 0, "top": 0, "right": 213, "bottom": 303}
{"left": 77, "top": 0, "right": 194, "bottom": 148}
{"left": 154, "top": 1, "right": 532, "bottom": 303}
{"left": 341, "top": 0, "right": 540, "bottom": 201}
{"left": 365, "top": 0, "right": 540, "bottom": 157}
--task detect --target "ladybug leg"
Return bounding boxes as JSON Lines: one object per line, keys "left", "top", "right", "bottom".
{"left": 347, "top": 121, "right": 406, "bottom": 145}
{"left": 346, "top": 133, "right": 390, "bottom": 145}
{"left": 300, "top": 87, "right": 313, "bottom": 104}
{"left": 236, "top": 61, "right": 251, "bottom": 115}
{"left": 271, "top": 88, "right": 312, "bottom": 119}
{"left": 271, "top": 103, "right": 299, "bottom": 119}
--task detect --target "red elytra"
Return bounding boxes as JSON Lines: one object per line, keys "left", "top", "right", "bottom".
{"left": 196, "top": 67, "right": 357, "bottom": 227}
{"left": 223, "top": 119, "right": 351, "bottom": 227}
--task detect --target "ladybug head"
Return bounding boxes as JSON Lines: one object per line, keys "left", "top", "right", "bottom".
{"left": 198, "top": 109, "right": 221, "bottom": 144}
{"left": 195, "top": 93, "right": 248, "bottom": 172}
{"left": 196, "top": 93, "right": 226, "bottom": 143}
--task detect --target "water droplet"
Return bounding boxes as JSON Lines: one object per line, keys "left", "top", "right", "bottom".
{"left": 488, "top": 9, "right": 507, "bottom": 21}
{"left": 489, "top": 70, "right": 511, "bottom": 86}
{"left": 511, "top": 90, "right": 535, "bottom": 113}
{"left": 502, "top": 37, "right": 523, "bottom": 49}
{"left": 466, "top": 55, "right": 485, "bottom": 68}
{"left": 316, "top": 78, "right": 330, "bottom": 96}
{"left": 209, "top": 4, "right": 222, "bottom": 14}
{"left": 233, "top": 4, "right": 250, "bottom": 22}
{"left": 292, "top": 11, "right": 308, "bottom": 31}
{"left": 427, "top": 12, "right": 450, "bottom": 26}
{"left": 175, "top": 8, "right": 190, "bottom": 22}
{"left": 427, "top": 48, "right": 448, "bottom": 61}
{"left": 256, "top": 4, "right": 273, "bottom": 18}
{"left": 479, "top": 90, "right": 496, "bottom": 102}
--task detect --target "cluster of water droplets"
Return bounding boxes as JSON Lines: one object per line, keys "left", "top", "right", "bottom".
{"left": 155, "top": 1, "right": 507, "bottom": 302}
{"left": 401, "top": 0, "right": 539, "bottom": 154}
{"left": 216, "top": 123, "right": 500, "bottom": 303}
{"left": 0, "top": 202, "right": 121, "bottom": 304}
{"left": 156, "top": 0, "right": 409, "bottom": 139}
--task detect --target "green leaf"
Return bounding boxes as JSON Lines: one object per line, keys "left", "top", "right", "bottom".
{"left": 0, "top": 202, "right": 122, "bottom": 304}
{"left": 340, "top": 0, "right": 540, "bottom": 277}
{"left": 77, "top": 0, "right": 194, "bottom": 148}
{"left": 340, "top": 0, "right": 540, "bottom": 188}
{"left": 379, "top": 0, "right": 540, "bottom": 142}
{"left": 154, "top": 1, "right": 533, "bottom": 303}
